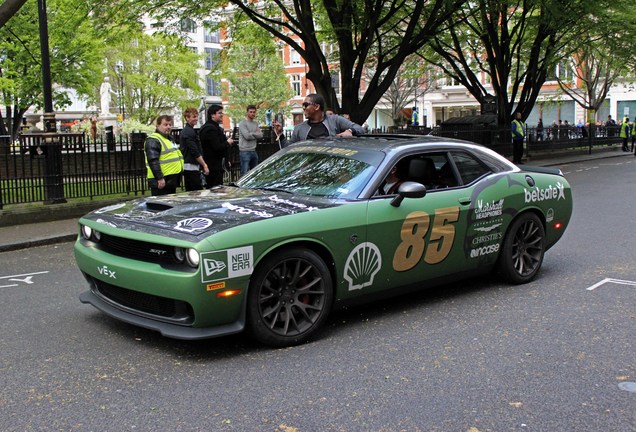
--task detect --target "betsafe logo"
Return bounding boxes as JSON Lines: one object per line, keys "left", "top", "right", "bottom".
{"left": 524, "top": 182, "right": 565, "bottom": 203}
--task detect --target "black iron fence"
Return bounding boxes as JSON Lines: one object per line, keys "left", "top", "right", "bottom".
{"left": 0, "top": 124, "right": 624, "bottom": 209}
{"left": 0, "top": 129, "right": 282, "bottom": 209}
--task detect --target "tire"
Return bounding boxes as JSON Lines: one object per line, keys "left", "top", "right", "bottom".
{"left": 498, "top": 212, "right": 545, "bottom": 284}
{"left": 247, "top": 248, "right": 333, "bottom": 347}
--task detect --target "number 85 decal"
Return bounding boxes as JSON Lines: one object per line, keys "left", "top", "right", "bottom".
{"left": 392, "top": 206, "right": 460, "bottom": 272}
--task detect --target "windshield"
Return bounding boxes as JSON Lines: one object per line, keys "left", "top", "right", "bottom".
{"left": 237, "top": 147, "right": 379, "bottom": 199}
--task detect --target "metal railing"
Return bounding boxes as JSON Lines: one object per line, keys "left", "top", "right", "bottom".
{"left": 0, "top": 124, "right": 624, "bottom": 209}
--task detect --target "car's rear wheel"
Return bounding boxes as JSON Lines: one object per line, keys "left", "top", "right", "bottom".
{"left": 498, "top": 212, "right": 545, "bottom": 284}
{"left": 247, "top": 248, "right": 333, "bottom": 347}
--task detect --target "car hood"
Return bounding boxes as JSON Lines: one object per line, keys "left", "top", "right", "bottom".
{"left": 83, "top": 186, "right": 342, "bottom": 238}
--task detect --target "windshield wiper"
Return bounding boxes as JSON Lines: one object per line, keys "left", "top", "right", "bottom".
{"left": 255, "top": 187, "right": 293, "bottom": 194}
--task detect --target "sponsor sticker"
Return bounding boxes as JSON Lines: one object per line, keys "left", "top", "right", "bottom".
{"left": 206, "top": 282, "right": 226, "bottom": 291}
{"left": 344, "top": 242, "right": 382, "bottom": 291}
{"left": 546, "top": 208, "right": 554, "bottom": 222}
{"left": 201, "top": 246, "right": 254, "bottom": 283}
{"left": 470, "top": 243, "right": 500, "bottom": 258}
{"left": 474, "top": 199, "right": 504, "bottom": 219}
{"left": 524, "top": 182, "right": 566, "bottom": 203}
{"left": 175, "top": 217, "right": 213, "bottom": 232}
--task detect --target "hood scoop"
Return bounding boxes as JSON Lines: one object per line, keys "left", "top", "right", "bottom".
{"left": 145, "top": 201, "right": 175, "bottom": 212}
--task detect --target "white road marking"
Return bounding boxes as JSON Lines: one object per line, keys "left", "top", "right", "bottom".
{"left": 0, "top": 271, "right": 49, "bottom": 289}
{"left": 0, "top": 271, "right": 49, "bottom": 280}
{"left": 586, "top": 277, "right": 636, "bottom": 291}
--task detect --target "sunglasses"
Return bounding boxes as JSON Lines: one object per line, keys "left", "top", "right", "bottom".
{"left": 302, "top": 102, "right": 315, "bottom": 108}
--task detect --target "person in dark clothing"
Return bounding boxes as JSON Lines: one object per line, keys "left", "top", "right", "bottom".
{"left": 179, "top": 107, "right": 209, "bottom": 191}
{"left": 199, "top": 104, "right": 234, "bottom": 187}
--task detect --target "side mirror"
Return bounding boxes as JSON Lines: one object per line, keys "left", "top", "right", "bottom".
{"left": 390, "top": 181, "right": 427, "bottom": 207}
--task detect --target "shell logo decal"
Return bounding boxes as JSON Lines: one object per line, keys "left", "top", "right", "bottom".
{"left": 344, "top": 242, "right": 382, "bottom": 291}
{"left": 174, "top": 217, "right": 213, "bottom": 232}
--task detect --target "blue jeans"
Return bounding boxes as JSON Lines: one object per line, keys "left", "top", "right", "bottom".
{"left": 240, "top": 150, "right": 259, "bottom": 176}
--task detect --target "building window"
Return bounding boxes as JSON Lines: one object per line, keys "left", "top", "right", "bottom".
{"left": 206, "top": 76, "right": 221, "bottom": 97}
{"left": 180, "top": 18, "right": 197, "bottom": 33}
{"left": 204, "top": 47, "right": 219, "bottom": 70}
{"left": 204, "top": 21, "right": 220, "bottom": 43}
{"left": 291, "top": 49, "right": 301, "bottom": 65}
{"left": 291, "top": 74, "right": 301, "bottom": 96}
{"left": 557, "top": 62, "right": 573, "bottom": 81}
{"left": 331, "top": 73, "right": 340, "bottom": 94}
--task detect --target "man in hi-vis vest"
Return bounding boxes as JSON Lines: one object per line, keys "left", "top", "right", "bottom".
{"left": 144, "top": 115, "right": 184, "bottom": 196}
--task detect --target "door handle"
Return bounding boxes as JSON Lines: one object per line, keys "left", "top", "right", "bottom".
{"left": 459, "top": 197, "right": 471, "bottom": 206}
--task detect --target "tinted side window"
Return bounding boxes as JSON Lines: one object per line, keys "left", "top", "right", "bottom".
{"left": 451, "top": 152, "right": 491, "bottom": 184}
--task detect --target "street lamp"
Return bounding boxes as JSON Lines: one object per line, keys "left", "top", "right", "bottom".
{"left": 115, "top": 60, "right": 125, "bottom": 122}
{"left": 38, "top": 0, "right": 66, "bottom": 203}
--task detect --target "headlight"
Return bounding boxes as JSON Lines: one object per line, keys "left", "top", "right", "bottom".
{"left": 80, "top": 224, "right": 101, "bottom": 242}
{"left": 80, "top": 224, "right": 92, "bottom": 240}
{"left": 186, "top": 248, "right": 200, "bottom": 267}
{"left": 174, "top": 247, "right": 186, "bottom": 263}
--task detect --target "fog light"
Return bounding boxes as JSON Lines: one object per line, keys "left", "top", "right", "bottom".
{"left": 93, "top": 230, "right": 102, "bottom": 241}
{"left": 186, "top": 248, "right": 200, "bottom": 267}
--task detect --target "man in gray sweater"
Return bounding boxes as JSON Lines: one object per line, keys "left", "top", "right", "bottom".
{"left": 238, "top": 105, "right": 263, "bottom": 176}
{"left": 273, "top": 93, "right": 365, "bottom": 147}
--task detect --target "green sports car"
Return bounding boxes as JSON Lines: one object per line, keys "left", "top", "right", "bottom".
{"left": 75, "top": 135, "right": 573, "bottom": 347}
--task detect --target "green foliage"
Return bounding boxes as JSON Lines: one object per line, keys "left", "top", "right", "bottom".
{"left": 104, "top": 31, "right": 203, "bottom": 125}
{"left": 0, "top": 0, "right": 104, "bottom": 138}
{"left": 216, "top": 18, "right": 292, "bottom": 124}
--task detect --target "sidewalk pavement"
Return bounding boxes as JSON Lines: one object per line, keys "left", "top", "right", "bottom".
{"left": 0, "top": 146, "right": 632, "bottom": 253}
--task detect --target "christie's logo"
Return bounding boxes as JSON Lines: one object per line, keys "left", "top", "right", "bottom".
{"left": 475, "top": 199, "right": 504, "bottom": 219}
{"left": 472, "top": 232, "right": 502, "bottom": 245}
{"left": 524, "top": 182, "right": 565, "bottom": 203}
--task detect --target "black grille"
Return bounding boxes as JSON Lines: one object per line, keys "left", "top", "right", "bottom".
{"left": 100, "top": 233, "right": 176, "bottom": 263}
{"left": 93, "top": 279, "right": 194, "bottom": 325}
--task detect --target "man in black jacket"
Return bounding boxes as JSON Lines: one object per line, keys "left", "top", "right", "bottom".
{"left": 179, "top": 107, "right": 209, "bottom": 191}
{"left": 199, "top": 104, "right": 234, "bottom": 187}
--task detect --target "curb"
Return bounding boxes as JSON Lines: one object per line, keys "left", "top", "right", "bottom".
{"left": 0, "top": 233, "right": 77, "bottom": 253}
{"left": 0, "top": 197, "right": 137, "bottom": 228}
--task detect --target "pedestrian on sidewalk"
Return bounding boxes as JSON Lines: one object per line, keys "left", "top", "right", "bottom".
{"left": 619, "top": 117, "right": 630, "bottom": 152}
{"left": 238, "top": 105, "right": 263, "bottom": 177}
{"left": 511, "top": 112, "right": 525, "bottom": 164}
{"left": 180, "top": 107, "right": 209, "bottom": 191}
{"left": 144, "top": 115, "right": 184, "bottom": 196}
{"left": 199, "top": 104, "right": 234, "bottom": 187}
{"left": 273, "top": 93, "right": 365, "bottom": 147}
{"left": 631, "top": 116, "right": 636, "bottom": 153}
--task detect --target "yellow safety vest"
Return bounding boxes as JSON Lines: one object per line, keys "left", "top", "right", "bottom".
{"left": 144, "top": 132, "right": 184, "bottom": 179}
{"left": 512, "top": 119, "right": 525, "bottom": 138}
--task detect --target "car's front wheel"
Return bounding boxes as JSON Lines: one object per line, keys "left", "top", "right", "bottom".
{"left": 247, "top": 248, "right": 333, "bottom": 347}
{"left": 498, "top": 212, "right": 545, "bottom": 284}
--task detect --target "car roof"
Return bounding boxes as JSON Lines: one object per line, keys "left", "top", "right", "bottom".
{"left": 289, "top": 134, "right": 489, "bottom": 154}
{"left": 287, "top": 133, "right": 518, "bottom": 174}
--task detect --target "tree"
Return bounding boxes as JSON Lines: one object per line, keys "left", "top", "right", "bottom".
{"left": 421, "top": 0, "right": 596, "bottom": 127}
{"left": 0, "top": 0, "right": 28, "bottom": 29}
{"left": 0, "top": 0, "right": 104, "bottom": 140}
{"left": 104, "top": 31, "right": 203, "bottom": 125}
{"left": 374, "top": 56, "right": 437, "bottom": 126}
{"left": 215, "top": 19, "right": 292, "bottom": 124}
{"left": 129, "top": 0, "right": 467, "bottom": 125}
{"left": 556, "top": 7, "right": 636, "bottom": 124}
